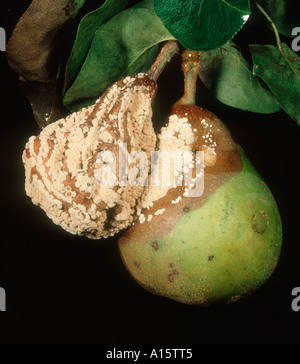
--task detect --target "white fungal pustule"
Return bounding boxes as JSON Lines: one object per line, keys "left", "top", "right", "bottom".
{"left": 23, "top": 74, "right": 157, "bottom": 239}
{"left": 140, "top": 112, "right": 196, "bottom": 213}
{"left": 137, "top": 107, "right": 221, "bottom": 224}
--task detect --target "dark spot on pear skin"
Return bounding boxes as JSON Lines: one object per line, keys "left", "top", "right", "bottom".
{"left": 168, "top": 274, "right": 175, "bottom": 283}
{"left": 168, "top": 270, "right": 179, "bottom": 283}
{"left": 152, "top": 242, "right": 159, "bottom": 251}
{"left": 208, "top": 255, "right": 214, "bottom": 261}
{"left": 134, "top": 261, "right": 140, "bottom": 269}
{"left": 252, "top": 211, "right": 268, "bottom": 234}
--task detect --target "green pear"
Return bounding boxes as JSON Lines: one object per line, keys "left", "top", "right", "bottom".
{"left": 118, "top": 105, "right": 282, "bottom": 305}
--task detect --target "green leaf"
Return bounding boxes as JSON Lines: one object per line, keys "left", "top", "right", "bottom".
{"left": 63, "top": 7, "right": 174, "bottom": 111}
{"left": 133, "top": 0, "right": 155, "bottom": 9}
{"left": 64, "top": 0, "right": 129, "bottom": 92}
{"left": 250, "top": 43, "right": 300, "bottom": 124}
{"left": 154, "top": 0, "right": 251, "bottom": 51}
{"left": 255, "top": 0, "right": 300, "bottom": 38}
{"left": 199, "top": 41, "right": 281, "bottom": 113}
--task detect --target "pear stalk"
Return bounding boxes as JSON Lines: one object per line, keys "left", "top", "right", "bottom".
{"left": 176, "top": 50, "right": 203, "bottom": 106}
{"left": 147, "top": 41, "right": 179, "bottom": 81}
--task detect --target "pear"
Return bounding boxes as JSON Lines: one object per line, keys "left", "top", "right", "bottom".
{"left": 118, "top": 51, "right": 282, "bottom": 306}
{"left": 118, "top": 105, "right": 282, "bottom": 305}
{"left": 22, "top": 72, "right": 158, "bottom": 239}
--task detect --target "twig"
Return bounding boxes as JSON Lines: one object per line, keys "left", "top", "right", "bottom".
{"left": 254, "top": 1, "right": 283, "bottom": 53}
{"left": 176, "top": 50, "right": 203, "bottom": 106}
{"left": 147, "top": 41, "right": 180, "bottom": 81}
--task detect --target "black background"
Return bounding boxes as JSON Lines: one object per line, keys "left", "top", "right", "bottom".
{"left": 0, "top": 1, "right": 300, "bottom": 345}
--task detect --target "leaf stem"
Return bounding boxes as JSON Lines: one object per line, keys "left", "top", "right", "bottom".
{"left": 254, "top": 1, "right": 283, "bottom": 53}
{"left": 147, "top": 40, "right": 179, "bottom": 81}
{"left": 176, "top": 49, "right": 203, "bottom": 106}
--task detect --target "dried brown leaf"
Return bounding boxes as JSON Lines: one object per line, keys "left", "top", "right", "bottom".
{"left": 6, "top": 0, "right": 80, "bottom": 83}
